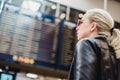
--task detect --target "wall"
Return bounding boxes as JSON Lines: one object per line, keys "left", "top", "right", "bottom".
{"left": 50, "top": 0, "right": 120, "bottom": 22}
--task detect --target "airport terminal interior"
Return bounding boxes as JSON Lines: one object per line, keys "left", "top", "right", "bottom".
{"left": 0, "top": 0, "right": 120, "bottom": 80}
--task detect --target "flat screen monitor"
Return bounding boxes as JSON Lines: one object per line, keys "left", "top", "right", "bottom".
{"left": 0, "top": 72, "right": 16, "bottom": 80}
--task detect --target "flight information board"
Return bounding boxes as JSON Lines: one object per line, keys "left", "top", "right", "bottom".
{"left": 59, "top": 26, "right": 77, "bottom": 67}
{"left": 0, "top": 11, "right": 58, "bottom": 64}
{"left": 0, "top": 9, "right": 77, "bottom": 71}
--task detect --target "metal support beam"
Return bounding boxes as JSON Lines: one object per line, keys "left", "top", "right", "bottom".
{"left": 104, "top": 0, "right": 107, "bottom": 10}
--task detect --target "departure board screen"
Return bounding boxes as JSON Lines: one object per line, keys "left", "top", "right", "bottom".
{"left": 0, "top": 11, "right": 58, "bottom": 64}
{"left": 0, "top": 8, "right": 78, "bottom": 71}
{"left": 59, "top": 26, "right": 77, "bottom": 67}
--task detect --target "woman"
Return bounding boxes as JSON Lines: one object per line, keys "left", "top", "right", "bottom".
{"left": 68, "top": 9, "right": 120, "bottom": 80}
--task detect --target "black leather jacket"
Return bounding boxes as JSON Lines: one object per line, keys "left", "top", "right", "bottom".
{"left": 68, "top": 35, "right": 117, "bottom": 80}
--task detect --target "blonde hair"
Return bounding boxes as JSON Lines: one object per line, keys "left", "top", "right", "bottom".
{"left": 85, "top": 9, "right": 120, "bottom": 59}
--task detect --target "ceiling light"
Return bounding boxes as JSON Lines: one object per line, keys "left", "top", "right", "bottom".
{"left": 26, "top": 73, "right": 38, "bottom": 79}
{"left": 78, "top": 13, "right": 83, "bottom": 18}
{"left": 51, "top": 5, "right": 56, "bottom": 10}
{"left": 60, "top": 13, "right": 66, "bottom": 19}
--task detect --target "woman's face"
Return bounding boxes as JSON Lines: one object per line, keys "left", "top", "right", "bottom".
{"left": 76, "top": 16, "right": 92, "bottom": 40}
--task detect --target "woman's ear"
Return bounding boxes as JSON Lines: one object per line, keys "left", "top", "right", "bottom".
{"left": 90, "top": 22, "right": 98, "bottom": 32}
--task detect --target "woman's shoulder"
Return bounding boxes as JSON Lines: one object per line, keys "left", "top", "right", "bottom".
{"left": 77, "top": 35, "right": 108, "bottom": 48}
{"left": 76, "top": 38, "right": 96, "bottom": 48}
